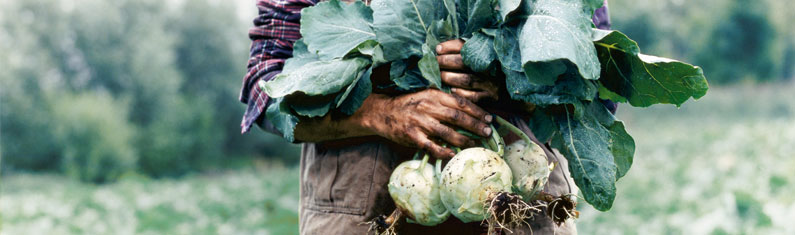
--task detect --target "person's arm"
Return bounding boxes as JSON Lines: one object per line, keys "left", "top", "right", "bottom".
{"left": 294, "top": 90, "right": 494, "bottom": 159}
{"left": 239, "top": 0, "right": 317, "bottom": 134}
{"left": 241, "top": 0, "right": 492, "bottom": 159}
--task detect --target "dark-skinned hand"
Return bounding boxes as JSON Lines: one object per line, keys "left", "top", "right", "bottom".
{"left": 360, "top": 91, "right": 493, "bottom": 159}
{"left": 436, "top": 39, "right": 501, "bottom": 103}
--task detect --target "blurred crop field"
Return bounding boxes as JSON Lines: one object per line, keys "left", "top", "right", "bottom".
{"left": 3, "top": 83, "right": 794, "bottom": 234}
{"left": 0, "top": 162, "right": 300, "bottom": 235}
{"left": 579, "top": 83, "right": 795, "bottom": 234}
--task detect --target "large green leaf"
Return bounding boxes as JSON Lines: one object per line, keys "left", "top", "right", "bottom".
{"left": 504, "top": 67, "right": 597, "bottom": 106}
{"left": 553, "top": 104, "right": 617, "bottom": 211}
{"left": 592, "top": 29, "right": 709, "bottom": 107}
{"left": 337, "top": 67, "right": 373, "bottom": 115}
{"left": 462, "top": 31, "right": 497, "bottom": 72}
{"left": 519, "top": 0, "right": 600, "bottom": 85}
{"left": 300, "top": 0, "right": 376, "bottom": 59}
{"left": 283, "top": 39, "right": 321, "bottom": 73}
{"left": 371, "top": 0, "right": 446, "bottom": 61}
{"left": 494, "top": 24, "right": 522, "bottom": 71}
{"left": 261, "top": 57, "right": 370, "bottom": 98}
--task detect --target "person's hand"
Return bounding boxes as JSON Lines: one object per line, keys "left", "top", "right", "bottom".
{"left": 436, "top": 39, "right": 500, "bottom": 103}
{"left": 361, "top": 90, "right": 493, "bottom": 159}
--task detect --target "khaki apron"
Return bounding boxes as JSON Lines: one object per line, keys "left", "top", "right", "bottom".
{"left": 298, "top": 116, "right": 578, "bottom": 235}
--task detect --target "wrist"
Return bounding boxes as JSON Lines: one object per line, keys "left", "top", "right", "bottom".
{"left": 350, "top": 93, "right": 390, "bottom": 136}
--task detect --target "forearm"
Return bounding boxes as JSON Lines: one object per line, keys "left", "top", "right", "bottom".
{"left": 293, "top": 93, "right": 386, "bottom": 142}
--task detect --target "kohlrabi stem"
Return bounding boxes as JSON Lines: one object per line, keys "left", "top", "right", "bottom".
{"left": 412, "top": 151, "right": 422, "bottom": 161}
{"left": 435, "top": 159, "right": 443, "bottom": 184}
{"left": 495, "top": 116, "right": 533, "bottom": 147}
{"left": 489, "top": 123, "right": 505, "bottom": 156}
{"left": 419, "top": 153, "right": 430, "bottom": 172}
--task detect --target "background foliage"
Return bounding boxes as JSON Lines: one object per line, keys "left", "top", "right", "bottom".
{"left": 0, "top": 0, "right": 298, "bottom": 182}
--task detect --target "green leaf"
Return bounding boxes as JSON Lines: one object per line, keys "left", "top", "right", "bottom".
{"left": 265, "top": 98, "right": 299, "bottom": 143}
{"left": 497, "top": 0, "right": 523, "bottom": 22}
{"left": 288, "top": 94, "right": 337, "bottom": 117}
{"left": 504, "top": 66, "right": 597, "bottom": 106}
{"left": 300, "top": 0, "right": 376, "bottom": 59}
{"left": 583, "top": 100, "right": 635, "bottom": 180}
{"left": 346, "top": 40, "right": 387, "bottom": 66}
{"left": 554, "top": 104, "right": 617, "bottom": 211}
{"left": 607, "top": 121, "right": 634, "bottom": 180}
{"left": 458, "top": 0, "right": 498, "bottom": 37}
{"left": 494, "top": 25, "right": 522, "bottom": 71}
{"left": 371, "top": 0, "right": 446, "bottom": 61}
{"left": 462, "top": 31, "right": 497, "bottom": 73}
{"left": 442, "top": 0, "right": 459, "bottom": 38}
{"left": 528, "top": 108, "right": 557, "bottom": 143}
{"left": 519, "top": 0, "right": 600, "bottom": 85}
{"left": 283, "top": 39, "right": 321, "bottom": 73}
{"left": 593, "top": 30, "right": 709, "bottom": 107}
{"left": 418, "top": 44, "right": 443, "bottom": 88}
{"left": 390, "top": 59, "right": 429, "bottom": 91}
{"left": 261, "top": 57, "right": 370, "bottom": 98}
{"left": 585, "top": 0, "right": 604, "bottom": 12}
{"left": 337, "top": 67, "right": 373, "bottom": 115}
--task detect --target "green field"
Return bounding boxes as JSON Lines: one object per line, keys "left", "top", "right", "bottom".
{"left": 2, "top": 84, "right": 794, "bottom": 234}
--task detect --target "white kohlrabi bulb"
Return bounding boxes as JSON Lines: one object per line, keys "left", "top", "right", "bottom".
{"left": 504, "top": 140, "right": 551, "bottom": 202}
{"left": 440, "top": 147, "right": 513, "bottom": 223}
{"left": 388, "top": 158, "right": 450, "bottom": 226}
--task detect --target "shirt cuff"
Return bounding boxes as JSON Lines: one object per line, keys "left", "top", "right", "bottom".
{"left": 240, "top": 70, "right": 281, "bottom": 133}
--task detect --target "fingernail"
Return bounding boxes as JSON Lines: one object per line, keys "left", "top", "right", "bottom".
{"left": 436, "top": 44, "right": 443, "bottom": 53}
{"left": 484, "top": 115, "right": 493, "bottom": 123}
{"left": 450, "top": 88, "right": 458, "bottom": 93}
{"left": 482, "top": 126, "right": 492, "bottom": 136}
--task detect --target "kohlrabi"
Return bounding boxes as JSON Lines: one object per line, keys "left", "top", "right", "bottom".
{"left": 497, "top": 117, "right": 553, "bottom": 202}
{"left": 439, "top": 147, "right": 513, "bottom": 223}
{"left": 387, "top": 154, "right": 449, "bottom": 226}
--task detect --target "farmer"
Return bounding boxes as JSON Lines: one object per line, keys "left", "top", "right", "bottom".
{"left": 239, "top": 0, "right": 613, "bottom": 234}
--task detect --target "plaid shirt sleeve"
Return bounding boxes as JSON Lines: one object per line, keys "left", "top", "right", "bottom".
{"left": 239, "top": 0, "right": 319, "bottom": 134}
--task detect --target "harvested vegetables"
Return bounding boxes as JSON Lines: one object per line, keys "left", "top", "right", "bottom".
{"left": 261, "top": 0, "right": 709, "bottom": 230}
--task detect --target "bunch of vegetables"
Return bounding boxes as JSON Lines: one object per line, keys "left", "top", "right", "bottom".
{"left": 385, "top": 116, "right": 555, "bottom": 233}
{"left": 260, "top": 0, "right": 708, "bottom": 231}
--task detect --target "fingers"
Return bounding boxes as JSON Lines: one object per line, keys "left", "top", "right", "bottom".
{"left": 437, "top": 54, "right": 465, "bottom": 70}
{"left": 441, "top": 72, "right": 500, "bottom": 92}
{"left": 424, "top": 119, "right": 477, "bottom": 148}
{"left": 431, "top": 106, "right": 492, "bottom": 137}
{"left": 451, "top": 88, "right": 499, "bottom": 102}
{"left": 409, "top": 131, "right": 456, "bottom": 159}
{"left": 437, "top": 93, "right": 491, "bottom": 124}
{"left": 436, "top": 39, "right": 465, "bottom": 55}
